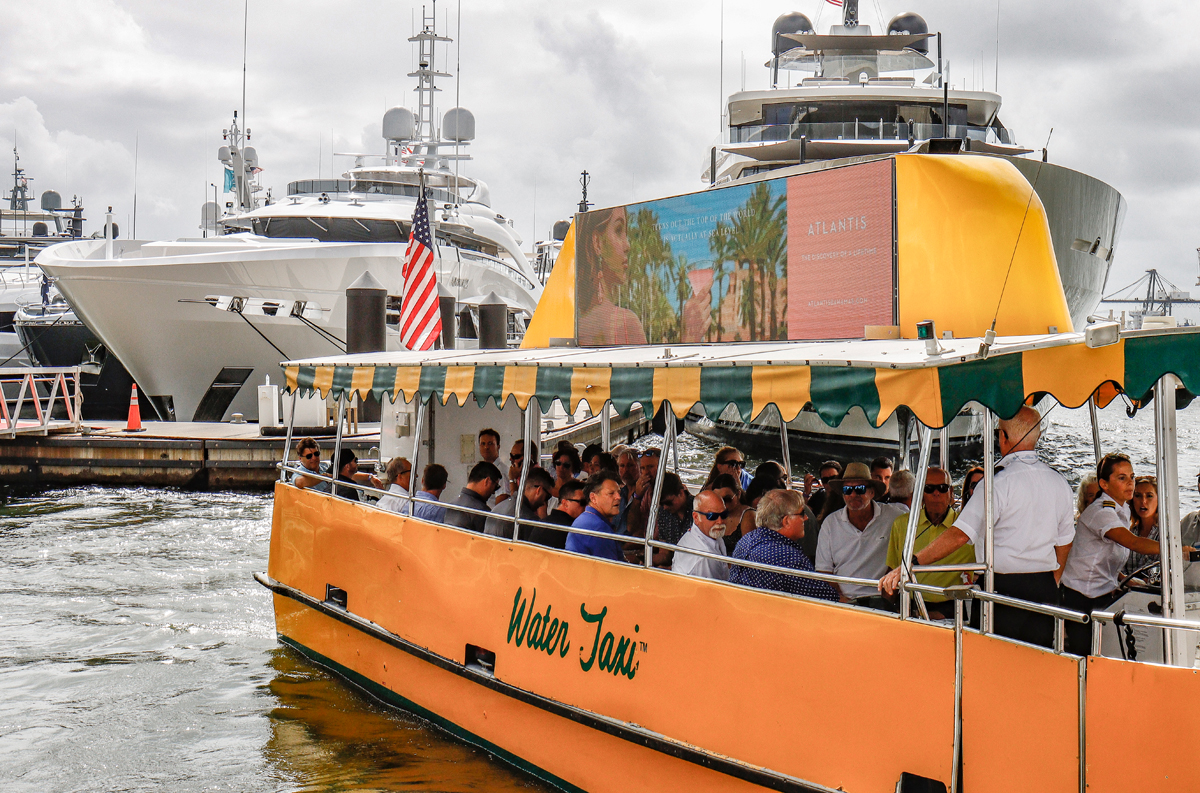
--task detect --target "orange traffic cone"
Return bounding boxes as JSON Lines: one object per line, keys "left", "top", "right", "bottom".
{"left": 124, "top": 384, "right": 146, "bottom": 432}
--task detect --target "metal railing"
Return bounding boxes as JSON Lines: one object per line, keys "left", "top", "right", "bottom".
{"left": 1089, "top": 608, "right": 1200, "bottom": 658}
{"left": 0, "top": 366, "right": 82, "bottom": 437}
{"left": 728, "top": 121, "right": 1016, "bottom": 146}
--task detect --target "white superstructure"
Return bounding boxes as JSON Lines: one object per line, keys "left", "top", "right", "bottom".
{"left": 39, "top": 7, "right": 541, "bottom": 422}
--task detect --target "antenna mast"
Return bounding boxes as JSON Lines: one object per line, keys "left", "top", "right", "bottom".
{"left": 578, "top": 171, "right": 592, "bottom": 214}
{"left": 842, "top": 0, "right": 860, "bottom": 28}
{"left": 409, "top": 2, "right": 452, "bottom": 154}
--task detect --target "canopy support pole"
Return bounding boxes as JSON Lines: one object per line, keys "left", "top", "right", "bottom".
{"left": 777, "top": 404, "right": 792, "bottom": 487}
{"left": 982, "top": 408, "right": 996, "bottom": 634}
{"left": 409, "top": 396, "right": 428, "bottom": 515}
{"left": 1087, "top": 394, "right": 1103, "bottom": 465}
{"left": 280, "top": 390, "right": 297, "bottom": 482}
{"left": 513, "top": 398, "right": 537, "bottom": 542}
{"left": 600, "top": 402, "right": 611, "bottom": 450}
{"left": 331, "top": 394, "right": 346, "bottom": 494}
{"left": 1154, "top": 374, "right": 1186, "bottom": 665}
{"left": 900, "top": 424, "right": 933, "bottom": 621}
{"left": 897, "top": 407, "right": 911, "bottom": 471}
{"left": 939, "top": 424, "right": 951, "bottom": 470}
{"left": 644, "top": 401, "right": 674, "bottom": 568}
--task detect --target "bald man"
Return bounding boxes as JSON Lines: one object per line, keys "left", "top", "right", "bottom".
{"left": 880, "top": 406, "right": 1074, "bottom": 647}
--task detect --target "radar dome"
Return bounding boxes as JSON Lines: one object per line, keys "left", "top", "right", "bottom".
{"left": 442, "top": 107, "right": 475, "bottom": 142}
{"left": 32, "top": 222, "right": 49, "bottom": 236}
{"left": 218, "top": 145, "right": 232, "bottom": 164}
{"left": 887, "top": 12, "right": 929, "bottom": 54}
{"left": 40, "top": 190, "right": 62, "bottom": 211}
{"left": 244, "top": 146, "right": 259, "bottom": 167}
{"left": 772, "top": 12, "right": 814, "bottom": 56}
{"left": 200, "top": 201, "right": 220, "bottom": 230}
{"left": 382, "top": 107, "right": 416, "bottom": 142}
{"left": 552, "top": 219, "right": 571, "bottom": 241}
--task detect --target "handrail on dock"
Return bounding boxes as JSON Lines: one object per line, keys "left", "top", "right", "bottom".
{"left": 0, "top": 366, "right": 82, "bottom": 437}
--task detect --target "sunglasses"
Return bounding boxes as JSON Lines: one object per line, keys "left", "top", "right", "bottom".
{"left": 820, "top": 475, "right": 836, "bottom": 483}
{"left": 720, "top": 459, "right": 745, "bottom": 468}
{"left": 400, "top": 468, "right": 412, "bottom": 476}
{"left": 566, "top": 498, "right": 588, "bottom": 505}
{"left": 302, "top": 451, "right": 320, "bottom": 459}
{"left": 842, "top": 484, "right": 870, "bottom": 495}
{"left": 510, "top": 454, "right": 524, "bottom": 462}
{"left": 924, "top": 483, "right": 951, "bottom": 494}
{"left": 697, "top": 509, "right": 730, "bottom": 521}
{"left": 555, "top": 459, "right": 573, "bottom": 467}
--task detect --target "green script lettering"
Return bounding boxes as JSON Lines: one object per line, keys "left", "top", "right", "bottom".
{"left": 598, "top": 631, "right": 615, "bottom": 672}
{"left": 558, "top": 622, "right": 570, "bottom": 657}
{"left": 579, "top": 603, "right": 607, "bottom": 671}
{"left": 507, "top": 587, "right": 527, "bottom": 644}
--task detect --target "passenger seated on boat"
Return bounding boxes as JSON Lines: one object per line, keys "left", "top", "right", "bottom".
{"left": 500, "top": 440, "right": 530, "bottom": 506}
{"left": 744, "top": 462, "right": 786, "bottom": 507}
{"left": 445, "top": 461, "right": 502, "bottom": 533}
{"left": 710, "top": 473, "right": 756, "bottom": 553}
{"left": 580, "top": 444, "right": 604, "bottom": 479}
{"left": 478, "top": 428, "right": 504, "bottom": 506}
{"left": 486, "top": 468, "right": 554, "bottom": 540}
{"left": 412, "top": 464, "right": 449, "bottom": 523}
{"left": 631, "top": 447, "right": 660, "bottom": 519}
{"left": 550, "top": 444, "right": 582, "bottom": 500}
{"left": 816, "top": 462, "right": 905, "bottom": 607}
{"left": 803, "top": 460, "right": 843, "bottom": 518}
{"left": 888, "top": 470, "right": 915, "bottom": 511}
{"left": 884, "top": 468, "right": 975, "bottom": 620}
{"left": 704, "top": 446, "right": 752, "bottom": 491}
{"left": 1076, "top": 473, "right": 1100, "bottom": 520}
{"left": 729, "top": 490, "right": 837, "bottom": 602}
{"left": 672, "top": 491, "right": 730, "bottom": 581}
{"left": 1181, "top": 470, "right": 1200, "bottom": 552}
{"left": 879, "top": 406, "right": 1074, "bottom": 648}
{"left": 613, "top": 449, "right": 643, "bottom": 537}
{"left": 326, "top": 448, "right": 366, "bottom": 502}
{"left": 648, "top": 473, "right": 692, "bottom": 567}
{"left": 566, "top": 473, "right": 629, "bottom": 563}
{"left": 871, "top": 457, "right": 895, "bottom": 503}
{"left": 961, "top": 466, "right": 985, "bottom": 508}
{"left": 528, "top": 480, "right": 586, "bottom": 550}
{"left": 376, "top": 457, "right": 413, "bottom": 513}
{"left": 291, "top": 437, "right": 329, "bottom": 490}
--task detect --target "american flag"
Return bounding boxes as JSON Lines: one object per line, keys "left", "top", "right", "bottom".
{"left": 826, "top": 0, "right": 843, "bottom": 6}
{"left": 399, "top": 181, "right": 442, "bottom": 350}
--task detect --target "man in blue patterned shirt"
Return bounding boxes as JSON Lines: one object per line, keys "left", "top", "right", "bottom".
{"left": 730, "top": 489, "right": 837, "bottom": 601}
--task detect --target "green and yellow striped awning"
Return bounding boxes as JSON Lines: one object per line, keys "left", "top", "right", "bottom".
{"left": 283, "top": 330, "right": 1200, "bottom": 430}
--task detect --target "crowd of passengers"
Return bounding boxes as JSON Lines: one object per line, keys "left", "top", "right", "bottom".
{"left": 290, "top": 404, "right": 1200, "bottom": 655}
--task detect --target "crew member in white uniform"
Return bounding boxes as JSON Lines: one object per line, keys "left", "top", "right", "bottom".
{"left": 1060, "top": 452, "right": 1194, "bottom": 654}
{"left": 880, "top": 406, "right": 1074, "bottom": 647}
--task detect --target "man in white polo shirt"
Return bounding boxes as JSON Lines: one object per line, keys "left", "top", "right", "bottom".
{"left": 880, "top": 406, "right": 1075, "bottom": 647}
{"left": 816, "top": 462, "right": 906, "bottom": 607}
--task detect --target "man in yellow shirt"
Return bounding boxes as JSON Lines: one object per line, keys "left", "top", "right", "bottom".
{"left": 885, "top": 467, "right": 975, "bottom": 619}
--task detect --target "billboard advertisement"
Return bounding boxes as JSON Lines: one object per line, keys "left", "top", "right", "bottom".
{"left": 575, "top": 160, "right": 894, "bottom": 346}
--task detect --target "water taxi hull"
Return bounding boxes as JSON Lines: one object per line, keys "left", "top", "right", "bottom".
{"left": 264, "top": 483, "right": 1200, "bottom": 793}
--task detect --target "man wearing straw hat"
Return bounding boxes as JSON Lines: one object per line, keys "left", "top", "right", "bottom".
{"left": 816, "top": 462, "right": 906, "bottom": 607}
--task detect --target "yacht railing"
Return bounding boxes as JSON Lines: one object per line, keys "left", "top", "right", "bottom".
{"left": 457, "top": 249, "right": 536, "bottom": 292}
{"left": 728, "top": 121, "right": 1016, "bottom": 147}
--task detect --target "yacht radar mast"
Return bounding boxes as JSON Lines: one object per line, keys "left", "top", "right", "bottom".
{"left": 408, "top": 2, "right": 452, "bottom": 158}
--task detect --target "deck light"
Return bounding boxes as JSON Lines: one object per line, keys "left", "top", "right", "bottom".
{"left": 1085, "top": 320, "right": 1121, "bottom": 348}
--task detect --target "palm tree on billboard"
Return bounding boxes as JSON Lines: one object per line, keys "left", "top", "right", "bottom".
{"left": 710, "top": 183, "right": 787, "bottom": 340}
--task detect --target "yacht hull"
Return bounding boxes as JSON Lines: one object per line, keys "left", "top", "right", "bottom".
{"left": 39, "top": 238, "right": 538, "bottom": 422}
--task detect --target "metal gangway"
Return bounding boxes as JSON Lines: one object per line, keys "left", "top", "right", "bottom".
{"left": 0, "top": 366, "right": 82, "bottom": 437}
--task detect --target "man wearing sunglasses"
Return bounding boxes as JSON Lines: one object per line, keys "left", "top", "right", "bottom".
{"left": 879, "top": 406, "right": 1074, "bottom": 648}
{"left": 527, "top": 480, "right": 587, "bottom": 550}
{"left": 485, "top": 467, "right": 554, "bottom": 540}
{"left": 815, "top": 462, "right": 906, "bottom": 607}
{"left": 803, "top": 460, "right": 843, "bottom": 518}
{"left": 884, "top": 468, "right": 976, "bottom": 620}
{"left": 672, "top": 491, "right": 730, "bottom": 580}
{"left": 292, "top": 437, "right": 329, "bottom": 490}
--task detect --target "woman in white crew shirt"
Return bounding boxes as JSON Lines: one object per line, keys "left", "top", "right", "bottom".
{"left": 1060, "top": 452, "right": 1193, "bottom": 654}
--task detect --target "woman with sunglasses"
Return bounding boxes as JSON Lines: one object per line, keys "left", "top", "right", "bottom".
{"left": 1061, "top": 454, "right": 1194, "bottom": 654}
{"left": 960, "top": 466, "right": 985, "bottom": 508}
{"left": 549, "top": 444, "right": 582, "bottom": 500}
{"left": 710, "top": 473, "right": 756, "bottom": 554}
{"left": 703, "top": 446, "right": 752, "bottom": 491}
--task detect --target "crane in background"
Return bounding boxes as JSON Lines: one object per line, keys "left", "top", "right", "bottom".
{"left": 1099, "top": 251, "right": 1200, "bottom": 328}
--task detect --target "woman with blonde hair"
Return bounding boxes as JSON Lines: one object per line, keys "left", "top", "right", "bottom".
{"left": 1123, "top": 475, "right": 1161, "bottom": 576}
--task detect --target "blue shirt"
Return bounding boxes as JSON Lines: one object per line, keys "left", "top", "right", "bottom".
{"left": 740, "top": 469, "right": 753, "bottom": 490}
{"left": 730, "top": 527, "right": 837, "bottom": 601}
{"left": 566, "top": 506, "right": 626, "bottom": 562}
{"left": 412, "top": 490, "right": 446, "bottom": 523}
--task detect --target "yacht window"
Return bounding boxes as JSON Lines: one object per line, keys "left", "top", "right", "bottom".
{"left": 250, "top": 216, "right": 409, "bottom": 243}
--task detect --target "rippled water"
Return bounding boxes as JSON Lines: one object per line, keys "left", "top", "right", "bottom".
{"left": 2, "top": 401, "right": 1196, "bottom": 792}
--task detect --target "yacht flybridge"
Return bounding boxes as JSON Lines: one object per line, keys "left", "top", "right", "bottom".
{"left": 39, "top": 6, "right": 541, "bottom": 423}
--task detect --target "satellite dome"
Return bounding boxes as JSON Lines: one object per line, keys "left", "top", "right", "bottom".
{"left": 244, "top": 146, "right": 259, "bottom": 167}
{"left": 218, "top": 145, "right": 232, "bottom": 164}
{"left": 887, "top": 12, "right": 929, "bottom": 54}
{"left": 32, "top": 221, "right": 49, "bottom": 236}
{"left": 40, "top": 190, "right": 62, "bottom": 211}
{"left": 442, "top": 107, "right": 475, "bottom": 142}
{"left": 552, "top": 219, "right": 571, "bottom": 241}
{"left": 382, "top": 107, "right": 416, "bottom": 142}
{"left": 771, "top": 12, "right": 814, "bottom": 56}
{"left": 200, "top": 201, "right": 220, "bottom": 230}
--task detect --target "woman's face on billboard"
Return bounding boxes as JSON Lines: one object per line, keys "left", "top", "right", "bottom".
{"left": 595, "top": 207, "right": 629, "bottom": 283}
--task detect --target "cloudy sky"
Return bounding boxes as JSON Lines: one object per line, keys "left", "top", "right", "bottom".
{"left": 3, "top": 0, "right": 1198, "bottom": 296}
